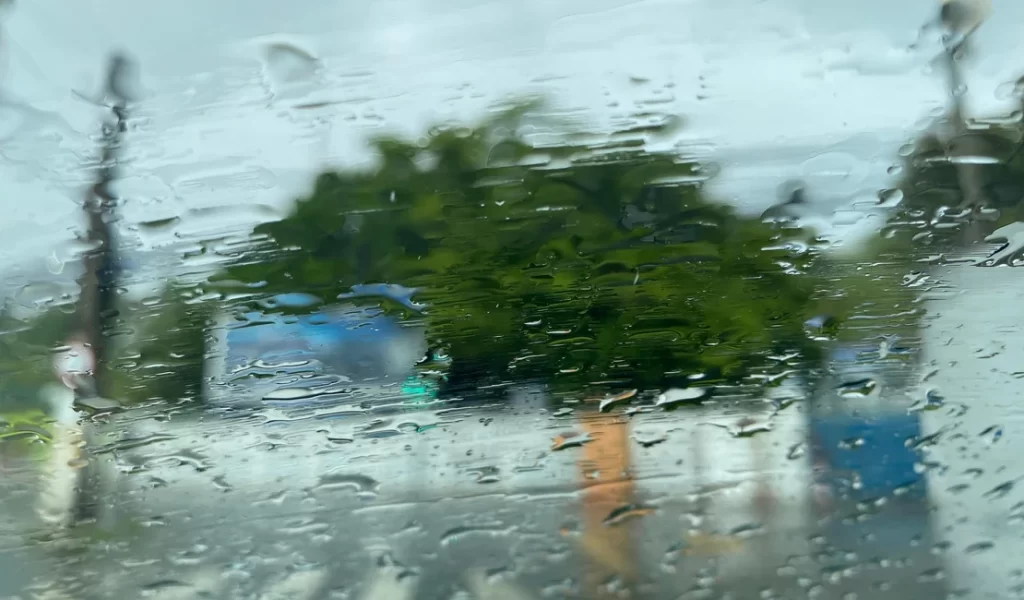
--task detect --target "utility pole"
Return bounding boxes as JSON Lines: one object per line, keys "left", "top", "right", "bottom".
{"left": 40, "top": 53, "right": 133, "bottom": 528}
{"left": 71, "top": 53, "right": 131, "bottom": 397}
{"left": 935, "top": 0, "right": 994, "bottom": 246}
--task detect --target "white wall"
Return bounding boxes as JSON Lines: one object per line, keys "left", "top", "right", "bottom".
{"left": 920, "top": 263, "right": 1024, "bottom": 600}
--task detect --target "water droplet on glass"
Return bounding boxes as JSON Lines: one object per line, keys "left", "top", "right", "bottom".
{"left": 598, "top": 389, "right": 637, "bottom": 412}
{"left": 467, "top": 466, "right": 501, "bottom": 484}
{"left": 787, "top": 442, "right": 806, "bottom": 460}
{"left": 839, "top": 437, "right": 866, "bottom": 450}
{"left": 984, "top": 479, "right": 1018, "bottom": 499}
{"left": 655, "top": 387, "right": 711, "bottom": 408}
{"left": 836, "top": 378, "right": 877, "bottom": 399}
{"left": 979, "top": 425, "right": 1002, "bottom": 445}
{"left": 439, "top": 523, "right": 514, "bottom": 547}
{"left": 603, "top": 504, "right": 657, "bottom": 526}
{"left": 315, "top": 473, "right": 380, "bottom": 498}
{"left": 633, "top": 430, "right": 668, "bottom": 448}
{"left": 965, "top": 541, "right": 994, "bottom": 555}
{"left": 877, "top": 188, "right": 904, "bottom": 208}
{"left": 978, "top": 222, "right": 1024, "bottom": 266}
{"left": 909, "top": 388, "right": 945, "bottom": 412}
{"left": 703, "top": 418, "right": 773, "bottom": 438}
{"left": 551, "top": 432, "right": 593, "bottom": 451}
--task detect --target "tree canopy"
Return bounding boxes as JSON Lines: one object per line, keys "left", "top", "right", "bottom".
{"left": 219, "top": 105, "right": 831, "bottom": 397}
{"left": 879, "top": 111, "right": 1024, "bottom": 257}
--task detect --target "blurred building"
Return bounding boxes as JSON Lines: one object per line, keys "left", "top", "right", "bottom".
{"left": 920, "top": 261, "right": 1024, "bottom": 600}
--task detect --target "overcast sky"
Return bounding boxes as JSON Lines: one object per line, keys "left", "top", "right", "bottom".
{"left": 2, "top": 0, "right": 1024, "bottom": 284}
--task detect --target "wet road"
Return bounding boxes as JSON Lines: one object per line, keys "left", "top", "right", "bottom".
{"left": 0, "top": 385, "right": 949, "bottom": 599}
{"left": 7, "top": 489, "right": 944, "bottom": 599}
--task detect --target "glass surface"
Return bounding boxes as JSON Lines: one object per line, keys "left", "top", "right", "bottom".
{"left": 0, "top": 1, "right": 1022, "bottom": 598}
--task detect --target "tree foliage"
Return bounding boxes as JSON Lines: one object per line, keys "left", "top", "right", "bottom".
{"left": 880, "top": 118, "right": 1024, "bottom": 256}
{"left": 0, "top": 283, "right": 214, "bottom": 412}
{"left": 0, "top": 304, "right": 78, "bottom": 409}
{"left": 221, "top": 105, "right": 829, "bottom": 396}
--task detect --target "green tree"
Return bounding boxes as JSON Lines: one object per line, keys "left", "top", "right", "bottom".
{"left": 220, "top": 105, "right": 831, "bottom": 398}
{"left": 878, "top": 127, "right": 1023, "bottom": 256}
{"left": 111, "top": 285, "right": 215, "bottom": 406}
{"left": 0, "top": 279, "right": 217, "bottom": 417}
{"left": 0, "top": 303, "right": 77, "bottom": 409}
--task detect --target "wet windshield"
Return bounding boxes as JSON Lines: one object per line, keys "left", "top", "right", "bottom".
{"left": 1, "top": 0, "right": 1023, "bottom": 598}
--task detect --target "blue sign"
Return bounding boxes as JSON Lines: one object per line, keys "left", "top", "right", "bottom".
{"left": 810, "top": 341, "right": 926, "bottom": 500}
{"left": 810, "top": 413, "right": 925, "bottom": 500}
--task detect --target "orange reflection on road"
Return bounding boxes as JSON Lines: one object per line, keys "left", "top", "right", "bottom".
{"left": 573, "top": 411, "right": 638, "bottom": 595}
